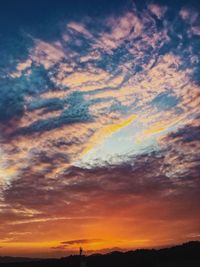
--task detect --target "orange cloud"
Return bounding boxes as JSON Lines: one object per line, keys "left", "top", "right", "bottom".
{"left": 148, "top": 3, "right": 167, "bottom": 19}
{"left": 30, "top": 39, "right": 65, "bottom": 69}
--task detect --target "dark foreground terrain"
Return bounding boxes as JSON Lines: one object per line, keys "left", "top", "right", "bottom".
{"left": 0, "top": 241, "right": 200, "bottom": 267}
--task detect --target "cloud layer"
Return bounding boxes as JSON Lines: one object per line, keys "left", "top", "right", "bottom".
{"left": 0, "top": 0, "right": 199, "bottom": 257}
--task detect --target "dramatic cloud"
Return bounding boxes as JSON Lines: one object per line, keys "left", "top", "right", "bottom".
{"left": 0, "top": 0, "right": 199, "bottom": 257}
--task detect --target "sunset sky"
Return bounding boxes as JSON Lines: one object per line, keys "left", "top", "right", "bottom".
{"left": 0, "top": 0, "right": 200, "bottom": 258}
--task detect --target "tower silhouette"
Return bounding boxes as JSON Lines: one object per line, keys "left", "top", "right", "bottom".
{"left": 79, "top": 247, "right": 86, "bottom": 267}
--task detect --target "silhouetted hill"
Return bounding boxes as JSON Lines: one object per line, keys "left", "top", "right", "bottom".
{"left": 0, "top": 257, "right": 41, "bottom": 263}
{"left": 1, "top": 241, "right": 200, "bottom": 267}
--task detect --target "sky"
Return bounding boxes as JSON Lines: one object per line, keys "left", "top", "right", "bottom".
{"left": 0, "top": 0, "right": 200, "bottom": 258}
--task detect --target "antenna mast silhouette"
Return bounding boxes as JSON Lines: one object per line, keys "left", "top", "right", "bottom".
{"left": 79, "top": 247, "right": 86, "bottom": 267}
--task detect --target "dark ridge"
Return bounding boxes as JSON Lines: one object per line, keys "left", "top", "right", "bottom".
{"left": 0, "top": 241, "right": 200, "bottom": 267}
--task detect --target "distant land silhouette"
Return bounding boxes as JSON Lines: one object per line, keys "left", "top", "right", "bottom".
{"left": 0, "top": 241, "right": 200, "bottom": 267}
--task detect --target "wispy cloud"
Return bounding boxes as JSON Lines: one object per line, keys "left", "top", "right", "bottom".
{"left": 0, "top": 0, "right": 200, "bottom": 256}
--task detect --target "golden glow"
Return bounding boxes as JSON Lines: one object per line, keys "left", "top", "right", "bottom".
{"left": 0, "top": 165, "right": 18, "bottom": 187}
{"left": 136, "top": 123, "right": 166, "bottom": 144}
{"left": 0, "top": 211, "right": 196, "bottom": 257}
{"left": 1, "top": 3, "right": 199, "bottom": 259}
{"left": 80, "top": 114, "right": 137, "bottom": 157}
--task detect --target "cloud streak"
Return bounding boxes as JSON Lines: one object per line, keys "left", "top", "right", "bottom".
{"left": 0, "top": 0, "right": 200, "bottom": 257}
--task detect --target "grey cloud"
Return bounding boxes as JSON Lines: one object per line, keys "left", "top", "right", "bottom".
{"left": 0, "top": 79, "right": 24, "bottom": 123}
{"left": 61, "top": 238, "right": 102, "bottom": 245}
